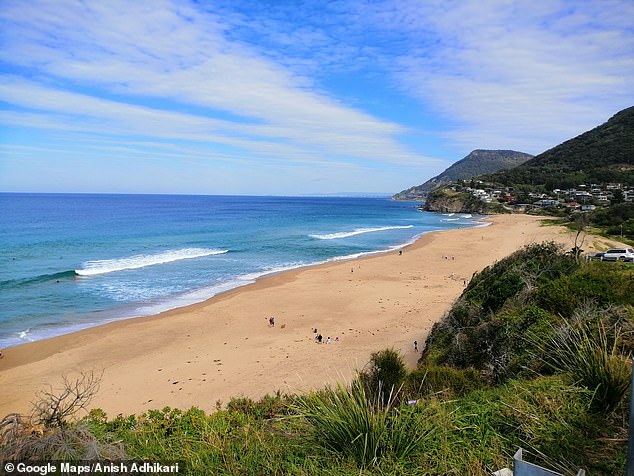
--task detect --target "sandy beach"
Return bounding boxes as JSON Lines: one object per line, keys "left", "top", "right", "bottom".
{"left": 0, "top": 214, "right": 623, "bottom": 417}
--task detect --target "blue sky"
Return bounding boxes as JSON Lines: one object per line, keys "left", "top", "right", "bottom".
{"left": 1, "top": 0, "right": 633, "bottom": 195}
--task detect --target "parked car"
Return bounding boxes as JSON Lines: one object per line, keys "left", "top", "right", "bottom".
{"left": 601, "top": 248, "right": 634, "bottom": 262}
{"left": 586, "top": 252, "right": 605, "bottom": 261}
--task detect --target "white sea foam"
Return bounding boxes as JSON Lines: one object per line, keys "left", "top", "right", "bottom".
{"left": 75, "top": 248, "right": 228, "bottom": 276}
{"left": 310, "top": 225, "right": 413, "bottom": 240}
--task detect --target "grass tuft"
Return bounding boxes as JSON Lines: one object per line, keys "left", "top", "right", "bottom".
{"left": 532, "top": 319, "right": 631, "bottom": 413}
{"left": 291, "top": 381, "right": 434, "bottom": 467}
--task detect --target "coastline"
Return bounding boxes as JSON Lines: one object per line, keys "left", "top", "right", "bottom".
{"left": 0, "top": 214, "right": 623, "bottom": 417}
{"left": 0, "top": 211, "right": 474, "bottom": 349}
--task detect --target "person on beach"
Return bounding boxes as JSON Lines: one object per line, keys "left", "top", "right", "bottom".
{"left": 269, "top": 317, "right": 275, "bottom": 327}
{"left": 414, "top": 341, "right": 418, "bottom": 351}
{"left": 326, "top": 336, "right": 331, "bottom": 344}
{"left": 0, "top": 349, "right": 3, "bottom": 359}
{"left": 317, "top": 334, "right": 323, "bottom": 343}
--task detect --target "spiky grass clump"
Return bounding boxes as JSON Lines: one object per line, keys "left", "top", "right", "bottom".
{"left": 291, "top": 381, "right": 434, "bottom": 467}
{"left": 534, "top": 320, "right": 631, "bottom": 413}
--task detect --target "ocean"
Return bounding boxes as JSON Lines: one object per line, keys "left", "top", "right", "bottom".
{"left": 0, "top": 193, "right": 483, "bottom": 348}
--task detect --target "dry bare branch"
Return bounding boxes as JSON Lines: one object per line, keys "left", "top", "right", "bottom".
{"left": 31, "top": 370, "right": 103, "bottom": 428}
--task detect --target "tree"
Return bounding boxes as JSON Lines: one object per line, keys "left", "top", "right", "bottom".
{"left": 611, "top": 189, "right": 625, "bottom": 205}
{"left": 571, "top": 213, "right": 590, "bottom": 264}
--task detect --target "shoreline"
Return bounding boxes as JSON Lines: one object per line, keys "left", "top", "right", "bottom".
{"left": 0, "top": 217, "right": 480, "bottom": 350}
{"left": 0, "top": 214, "right": 624, "bottom": 417}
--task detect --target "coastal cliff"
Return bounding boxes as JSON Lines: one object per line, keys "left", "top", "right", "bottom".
{"left": 423, "top": 188, "right": 508, "bottom": 214}
{"left": 394, "top": 149, "right": 533, "bottom": 200}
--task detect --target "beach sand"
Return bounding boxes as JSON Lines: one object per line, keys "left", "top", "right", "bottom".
{"left": 0, "top": 214, "right": 623, "bottom": 417}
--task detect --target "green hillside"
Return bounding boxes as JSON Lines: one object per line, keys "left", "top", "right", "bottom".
{"left": 393, "top": 149, "right": 533, "bottom": 200}
{"left": 485, "top": 106, "right": 634, "bottom": 188}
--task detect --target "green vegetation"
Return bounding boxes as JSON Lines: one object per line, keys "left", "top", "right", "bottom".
{"left": 484, "top": 106, "right": 634, "bottom": 189}
{"left": 420, "top": 106, "right": 634, "bottom": 239}
{"left": 292, "top": 382, "right": 434, "bottom": 468}
{"left": 531, "top": 319, "right": 631, "bottom": 413}
{"left": 357, "top": 348, "right": 408, "bottom": 404}
{"left": 1, "top": 244, "right": 631, "bottom": 474}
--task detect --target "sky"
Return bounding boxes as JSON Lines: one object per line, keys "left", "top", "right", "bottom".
{"left": 1, "top": 0, "right": 633, "bottom": 196}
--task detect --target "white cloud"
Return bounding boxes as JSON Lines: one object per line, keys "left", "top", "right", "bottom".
{"left": 373, "top": 0, "right": 634, "bottom": 153}
{"left": 2, "top": 0, "right": 632, "bottom": 194}
{"left": 0, "top": 0, "right": 436, "bottom": 171}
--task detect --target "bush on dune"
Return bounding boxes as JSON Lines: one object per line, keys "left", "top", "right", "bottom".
{"left": 357, "top": 348, "right": 408, "bottom": 405}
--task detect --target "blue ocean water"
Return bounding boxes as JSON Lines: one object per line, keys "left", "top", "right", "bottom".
{"left": 0, "top": 193, "right": 483, "bottom": 348}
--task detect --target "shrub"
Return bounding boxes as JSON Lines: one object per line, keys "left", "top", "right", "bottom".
{"left": 405, "top": 365, "right": 484, "bottom": 399}
{"left": 225, "top": 392, "right": 292, "bottom": 419}
{"left": 422, "top": 305, "right": 558, "bottom": 383}
{"left": 463, "top": 242, "right": 576, "bottom": 313}
{"left": 537, "top": 264, "right": 634, "bottom": 317}
{"left": 358, "top": 348, "right": 407, "bottom": 404}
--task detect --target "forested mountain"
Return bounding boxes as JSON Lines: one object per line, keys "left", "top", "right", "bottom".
{"left": 484, "top": 106, "right": 634, "bottom": 188}
{"left": 393, "top": 150, "right": 533, "bottom": 200}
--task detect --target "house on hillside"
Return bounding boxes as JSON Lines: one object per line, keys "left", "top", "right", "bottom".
{"left": 534, "top": 199, "right": 559, "bottom": 207}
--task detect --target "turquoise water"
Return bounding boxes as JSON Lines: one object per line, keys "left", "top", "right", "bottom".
{"left": 0, "top": 193, "right": 482, "bottom": 347}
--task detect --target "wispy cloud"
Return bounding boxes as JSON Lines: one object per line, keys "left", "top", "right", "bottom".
{"left": 0, "top": 0, "right": 432, "bottom": 170}
{"left": 374, "top": 0, "right": 634, "bottom": 153}
{"left": 0, "top": 0, "right": 632, "bottom": 194}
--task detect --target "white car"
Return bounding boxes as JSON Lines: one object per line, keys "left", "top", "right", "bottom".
{"left": 601, "top": 248, "right": 634, "bottom": 262}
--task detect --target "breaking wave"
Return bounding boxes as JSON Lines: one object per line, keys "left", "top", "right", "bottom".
{"left": 310, "top": 225, "right": 414, "bottom": 240}
{"left": 75, "top": 248, "right": 228, "bottom": 276}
